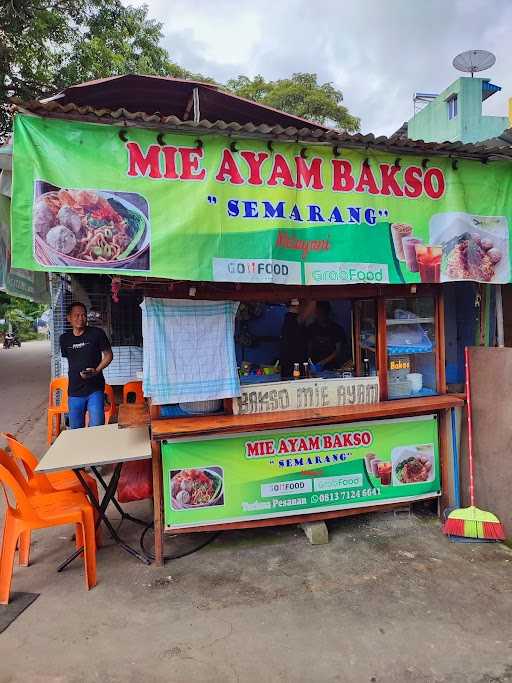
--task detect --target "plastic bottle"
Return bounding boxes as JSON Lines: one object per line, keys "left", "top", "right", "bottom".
{"left": 293, "top": 363, "right": 301, "bottom": 380}
{"left": 363, "top": 357, "right": 370, "bottom": 377}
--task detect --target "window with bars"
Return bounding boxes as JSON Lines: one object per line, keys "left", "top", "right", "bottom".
{"left": 447, "top": 95, "right": 458, "bottom": 120}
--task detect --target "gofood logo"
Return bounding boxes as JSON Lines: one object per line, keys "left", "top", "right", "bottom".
{"left": 213, "top": 257, "right": 302, "bottom": 284}
{"left": 305, "top": 262, "right": 389, "bottom": 285}
{"left": 227, "top": 261, "right": 289, "bottom": 276}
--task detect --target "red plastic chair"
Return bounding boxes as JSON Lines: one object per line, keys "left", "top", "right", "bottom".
{"left": 122, "top": 381, "right": 144, "bottom": 405}
{"left": 0, "top": 449, "right": 97, "bottom": 604}
{"left": 47, "top": 377, "right": 69, "bottom": 444}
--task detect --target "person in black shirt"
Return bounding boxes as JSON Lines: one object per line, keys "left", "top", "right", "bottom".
{"left": 60, "top": 302, "right": 113, "bottom": 429}
{"left": 279, "top": 299, "right": 312, "bottom": 379}
{"left": 308, "top": 301, "right": 349, "bottom": 370}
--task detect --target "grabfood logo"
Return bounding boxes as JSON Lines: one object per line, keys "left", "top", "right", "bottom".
{"left": 305, "top": 262, "right": 389, "bottom": 285}
{"left": 213, "top": 257, "right": 301, "bottom": 284}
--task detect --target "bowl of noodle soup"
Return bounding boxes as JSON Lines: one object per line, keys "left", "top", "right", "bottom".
{"left": 170, "top": 467, "right": 224, "bottom": 510}
{"left": 33, "top": 186, "right": 150, "bottom": 270}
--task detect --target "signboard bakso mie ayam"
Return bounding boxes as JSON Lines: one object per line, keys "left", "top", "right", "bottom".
{"left": 11, "top": 114, "right": 512, "bottom": 285}
{"left": 162, "top": 415, "right": 440, "bottom": 529}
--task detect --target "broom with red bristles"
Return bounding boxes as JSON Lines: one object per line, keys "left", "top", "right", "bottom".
{"left": 443, "top": 347, "right": 505, "bottom": 541}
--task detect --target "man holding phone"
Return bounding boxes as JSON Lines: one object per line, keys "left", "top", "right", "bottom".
{"left": 60, "top": 301, "right": 113, "bottom": 429}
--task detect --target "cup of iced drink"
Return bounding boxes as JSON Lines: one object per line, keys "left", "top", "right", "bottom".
{"left": 402, "top": 236, "right": 423, "bottom": 272}
{"left": 415, "top": 245, "right": 442, "bottom": 282}
{"left": 377, "top": 461, "right": 392, "bottom": 485}
{"left": 391, "top": 223, "right": 412, "bottom": 261}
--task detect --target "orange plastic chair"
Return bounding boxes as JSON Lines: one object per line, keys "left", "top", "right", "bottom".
{"left": 122, "top": 381, "right": 144, "bottom": 405}
{"left": 47, "top": 377, "right": 69, "bottom": 444}
{"left": 1, "top": 432, "right": 99, "bottom": 500}
{"left": 0, "top": 449, "right": 97, "bottom": 604}
{"left": 49, "top": 380, "right": 115, "bottom": 430}
{"left": 104, "top": 384, "right": 117, "bottom": 424}
{"left": 1, "top": 433, "right": 102, "bottom": 553}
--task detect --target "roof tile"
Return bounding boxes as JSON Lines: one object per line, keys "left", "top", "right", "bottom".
{"left": 11, "top": 99, "right": 512, "bottom": 160}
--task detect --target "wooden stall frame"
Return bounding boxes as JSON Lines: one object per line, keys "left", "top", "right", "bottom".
{"left": 150, "top": 394, "right": 464, "bottom": 563}
{"left": 436, "top": 290, "right": 447, "bottom": 394}
{"left": 165, "top": 498, "right": 440, "bottom": 535}
{"left": 151, "top": 438, "right": 164, "bottom": 566}
{"left": 376, "top": 297, "right": 388, "bottom": 399}
{"left": 353, "top": 300, "right": 362, "bottom": 378}
{"left": 134, "top": 282, "right": 453, "bottom": 565}
{"left": 121, "top": 280, "right": 442, "bottom": 303}
{"left": 437, "top": 408, "right": 451, "bottom": 513}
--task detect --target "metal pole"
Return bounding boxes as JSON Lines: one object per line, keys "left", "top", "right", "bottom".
{"left": 193, "top": 87, "right": 200, "bottom": 124}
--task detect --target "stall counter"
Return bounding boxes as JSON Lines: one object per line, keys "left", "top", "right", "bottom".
{"left": 149, "top": 394, "right": 464, "bottom": 565}
{"left": 151, "top": 395, "right": 463, "bottom": 439}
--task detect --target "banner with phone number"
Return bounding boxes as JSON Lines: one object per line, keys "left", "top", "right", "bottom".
{"left": 162, "top": 415, "right": 439, "bottom": 529}
{"left": 11, "top": 114, "right": 512, "bottom": 284}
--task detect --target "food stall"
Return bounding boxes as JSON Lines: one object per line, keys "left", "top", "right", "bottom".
{"left": 10, "top": 105, "right": 512, "bottom": 564}
{"left": 143, "top": 281, "right": 457, "bottom": 563}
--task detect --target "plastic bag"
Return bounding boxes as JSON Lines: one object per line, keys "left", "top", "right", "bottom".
{"left": 387, "top": 324, "right": 427, "bottom": 347}
{"left": 117, "top": 459, "right": 153, "bottom": 503}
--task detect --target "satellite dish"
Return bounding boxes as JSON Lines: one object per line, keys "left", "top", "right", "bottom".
{"left": 453, "top": 50, "right": 496, "bottom": 77}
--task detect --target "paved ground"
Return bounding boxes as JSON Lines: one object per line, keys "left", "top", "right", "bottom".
{"left": 0, "top": 339, "right": 51, "bottom": 450}
{"left": 1, "top": 342, "right": 512, "bottom": 683}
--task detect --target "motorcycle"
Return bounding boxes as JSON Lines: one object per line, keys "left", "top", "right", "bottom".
{"left": 3, "top": 333, "right": 21, "bottom": 349}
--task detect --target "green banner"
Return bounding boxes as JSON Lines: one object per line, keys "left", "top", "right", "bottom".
{"left": 162, "top": 415, "right": 439, "bottom": 529}
{"left": 0, "top": 193, "right": 48, "bottom": 303}
{"left": 11, "top": 114, "right": 512, "bottom": 284}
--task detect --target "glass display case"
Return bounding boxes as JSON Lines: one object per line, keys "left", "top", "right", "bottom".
{"left": 385, "top": 297, "right": 437, "bottom": 399}
{"left": 354, "top": 290, "right": 444, "bottom": 400}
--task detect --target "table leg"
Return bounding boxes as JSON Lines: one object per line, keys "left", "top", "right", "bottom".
{"left": 91, "top": 466, "right": 147, "bottom": 527}
{"left": 58, "top": 464, "right": 151, "bottom": 570}
{"left": 57, "top": 465, "right": 119, "bottom": 572}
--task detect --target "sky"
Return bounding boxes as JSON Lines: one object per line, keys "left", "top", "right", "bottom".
{"left": 128, "top": 0, "right": 512, "bottom": 136}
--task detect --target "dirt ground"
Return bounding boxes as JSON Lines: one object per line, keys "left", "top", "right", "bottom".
{"left": 1, "top": 341, "right": 512, "bottom": 683}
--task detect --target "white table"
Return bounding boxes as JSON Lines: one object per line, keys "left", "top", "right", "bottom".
{"left": 36, "top": 424, "right": 151, "bottom": 473}
{"left": 37, "top": 424, "right": 152, "bottom": 566}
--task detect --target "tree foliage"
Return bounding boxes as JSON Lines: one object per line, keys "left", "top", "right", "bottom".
{"left": 0, "top": 2, "right": 359, "bottom": 140}
{"left": 0, "top": 292, "right": 45, "bottom": 339}
{"left": 226, "top": 73, "right": 360, "bottom": 132}
{"left": 0, "top": 0, "right": 199, "bottom": 139}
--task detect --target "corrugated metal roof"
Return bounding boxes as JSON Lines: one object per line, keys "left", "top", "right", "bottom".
{"left": 480, "top": 127, "right": 512, "bottom": 148}
{"left": 13, "top": 98, "right": 512, "bottom": 161}
{"left": 40, "top": 74, "right": 330, "bottom": 131}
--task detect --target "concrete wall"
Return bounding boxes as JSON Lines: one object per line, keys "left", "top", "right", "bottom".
{"left": 408, "top": 77, "right": 508, "bottom": 143}
{"left": 458, "top": 78, "right": 509, "bottom": 143}
{"left": 409, "top": 80, "right": 462, "bottom": 142}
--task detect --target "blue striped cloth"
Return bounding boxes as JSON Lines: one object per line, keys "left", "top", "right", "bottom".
{"left": 141, "top": 298, "right": 240, "bottom": 405}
